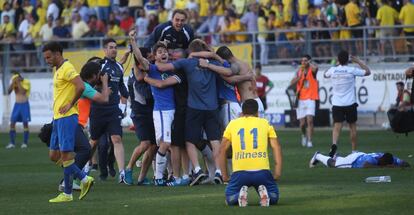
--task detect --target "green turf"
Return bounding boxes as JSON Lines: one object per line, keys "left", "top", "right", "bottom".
{"left": 0, "top": 130, "right": 413, "bottom": 214}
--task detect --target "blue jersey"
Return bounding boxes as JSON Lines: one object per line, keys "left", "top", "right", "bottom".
{"left": 148, "top": 64, "right": 179, "bottom": 111}
{"left": 127, "top": 70, "right": 153, "bottom": 115}
{"left": 352, "top": 153, "right": 404, "bottom": 168}
{"left": 217, "top": 61, "right": 238, "bottom": 103}
{"left": 172, "top": 58, "right": 220, "bottom": 110}
{"left": 92, "top": 58, "right": 125, "bottom": 109}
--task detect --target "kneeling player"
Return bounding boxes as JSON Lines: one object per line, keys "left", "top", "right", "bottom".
{"left": 219, "top": 99, "right": 282, "bottom": 207}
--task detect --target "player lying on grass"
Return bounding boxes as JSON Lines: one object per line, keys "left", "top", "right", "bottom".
{"left": 309, "top": 151, "right": 410, "bottom": 168}
{"left": 219, "top": 99, "right": 282, "bottom": 207}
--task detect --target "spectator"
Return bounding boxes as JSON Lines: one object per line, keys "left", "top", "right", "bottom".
{"left": 186, "top": 0, "right": 199, "bottom": 12}
{"left": 345, "top": 0, "right": 363, "bottom": 55}
{"left": 39, "top": 15, "right": 54, "bottom": 42}
{"left": 399, "top": 0, "right": 414, "bottom": 60}
{"left": 232, "top": 0, "right": 248, "bottom": 16}
{"left": 144, "top": 0, "right": 161, "bottom": 17}
{"left": 197, "top": 8, "right": 219, "bottom": 45}
{"left": 128, "top": 0, "right": 143, "bottom": 17}
{"left": 52, "top": 17, "right": 71, "bottom": 48}
{"left": 72, "top": 11, "right": 90, "bottom": 40}
{"left": 282, "top": 0, "right": 294, "bottom": 23}
{"left": 60, "top": 0, "right": 74, "bottom": 27}
{"left": 13, "top": 0, "right": 25, "bottom": 27}
{"left": 74, "top": 0, "right": 90, "bottom": 23}
{"left": 97, "top": 0, "right": 110, "bottom": 21}
{"left": 395, "top": 81, "right": 412, "bottom": 111}
{"left": 28, "top": 15, "right": 42, "bottom": 47}
{"left": 0, "top": 14, "right": 15, "bottom": 40}
{"left": 158, "top": 6, "right": 169, "bottom": 23}
{"left": 188, "top": 9, "right": 201, "bottom": 31}
{"left": 119, "top": 10, "right": 134, "bottom": 34}
{"left": 175, "top": 0, "right": 188, "bottom": 9}
{"left": 88, "top": 14, "right": 106, "bottom": 36}
{"left": 108, "top": 11, "right": 120, "bottom": 26}
{"left": 147, "top": 13, "right": 159, "bottom": 33}
{"left": 135, "top": 8, "right": 149, "bottom": 45}
{"left": 257, "top": 9, "right": 269, "bottom": 65}
{"left": 47, "top": 0, "right": 60, "bottom": 21}
{"left": 240, "top": 2, "right": 258, "bottom": 41}
{"left": 18, "top": 12, "right": 34, "bottom": 67}
{"left": 298, "top": 0, "right": 309, "bottom": 25}
{"left": 107, "top": 20, "right": 125, "bottom": 45}
{"left": 33, "top": 0, "right": 46, "bottom": 25}
{"left": 1, "top": 2, "right": 15, "bottom": 25}
{"left": 376, "top": 0, "right": 398, "bottom": 60}
{"left": 255, "top": 64, "right": 274, "bottom": 111}
{"left": 198, "top": 0, "right": 210, "bottom": 19}
{"left": 22, "top": 0, "right": 33, "bottom": 15}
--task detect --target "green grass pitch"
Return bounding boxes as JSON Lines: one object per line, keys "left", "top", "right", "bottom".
{"left": 0, "top": 130, "right": 413, "bottom": 214}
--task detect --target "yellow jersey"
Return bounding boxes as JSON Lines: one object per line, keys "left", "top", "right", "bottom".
{"left": 198, "top": 0, "right": 209, "bottom": 17}
{"left": 53, "top": 61, "right": 80, "bottom": 120}
{"left": 228, "top": 19, "right": 247, "bottom": 42}
{"left": 175, "top": 0, "right": 188, "bottom": 9}
{"left": 376, "top": 5, "right": 398, "bottom": 26}
{"left": 345, "top": 2, "right": 360, "bottom": 26}
{"left": 223, "top": 116, "right": 277, "bottom": 172}
{"left": 399, "top": 3, "right": 414, "bottom": 32}
{"left": 298, "top": 0, "right": 309, "bottom": 16}
{"left": 0, "top": 22, "right": 16, "bottom": 37}
{"left": 97, "top": 0, "right": 110, "bottom": 7}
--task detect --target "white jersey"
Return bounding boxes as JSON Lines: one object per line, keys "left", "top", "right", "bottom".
{"left": 325, "top": 65, "right": 366, "bottom": 106}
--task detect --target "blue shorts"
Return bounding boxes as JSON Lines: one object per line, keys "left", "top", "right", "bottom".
{"left": 185, "top": 107, "right": 220, "bottom": 144}
{"left": 11, "top": 101, "right": 31, "bottom": 123}
{"left": 89, "top": 108, "right": 123, "bottom": 140}
{"left": 50, "top": 115, "right": 78, "bottom": 152}
{"left": 225, "top": 170, "right": 279, "bottom": 205}
{"left": 131, "top": 113, "right": 156, "bottom": 144}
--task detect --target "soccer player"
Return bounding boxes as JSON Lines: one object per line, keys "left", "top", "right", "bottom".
{"left": 309, "top": 151, "right": 410, "bottom": 168}
{"left": 324, "top": 51, "right": 371, "bottom": 156}
{"left": 89, "top": 38, "right": 129, "bottom": 184}
{"left": 6, "top": 73, "right": 31, "bottom": 149}
{"left": 42, "top": 42, "right": 94, "bottom": 203}
{"left": 219, "top": 99, "right": 282, "bottom": 207}
{"left": 155, "top": 39, "right": 235, "bottom": 185}
{"left": 215, "top": 46, "right": 265, "bottom": 113}
{"left": 290, "top": 55, "right": 319, "bottom": 148}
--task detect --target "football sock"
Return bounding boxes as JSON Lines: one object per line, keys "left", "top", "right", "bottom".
{"left": 215, "top": 169, "right": 222, "bottom": 175}
{"left": 63, "top": 160, "right": 75, "bottom": 195}
{"left": 9, "top": 128, "right": 16, "bottom": 145}
{"left": 194, "top": 166, "right": 201, "bottom": 174}
{"left": 155, "top": 151, "right": 167, "bottom": 179}
{"left": 23, "top": 128, "right": 29, "bottom": 144}
{"left": 316, "top": 154, "right": 330, "bottom": 166}
{"left": 63, "top": 159, "right": 87, "bottom": 183}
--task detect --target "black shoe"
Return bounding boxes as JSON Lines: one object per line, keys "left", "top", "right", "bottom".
{"left": 328, "top": 144, "right": 337, "bottom": 158}
{"left": 190, "top": 170, "right": 207, "bottom": 186}
{"left": 214, "top": 173, "right": 223, "bottom": 184}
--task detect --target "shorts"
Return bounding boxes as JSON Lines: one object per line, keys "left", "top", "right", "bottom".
{"left": 171, "top": 109, "right": 186, "bottom": 147}
{"left": 335, "top": 152, "right": 365, "bottom": 168}
{"left": 219, "top": 102, "right": 241, "bottom": 128}
{"left": 50, "top": 115, "right": 78, "bottom": 152}
{"left": 153, "top": 109, "right": 175, "bottom": 144}
{"left": 131, "top": 113, "right": 156, "bottom": 144}
{"left": 89, "top": 108, "right": 123, "bottom": 140}
{"left": 185, "top": 107, "right": 220, "bottom": 144}
{"left": 296, "top": 99, "right": 316, "bottom": 119}
{"left": 350, "top": 24, "right": 363, "bottom": 38}
{"left": 332, "top": 103, "right": 358, "bottom": 123}
{"left": 225, "top": 170, "right": 279, "bottom": 205}
{"left": 10, "top": 101, "right": 31, "bottom": 123}
{"left": 378, "top": 29, "right": 394, "bottom": 43}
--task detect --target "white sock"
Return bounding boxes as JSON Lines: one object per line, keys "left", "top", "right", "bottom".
{"left": 173, "top": 176, "right": 181, "bottom": 183}
{"left": 155, "top": 152, "right": 167, "bottom": 179}
{"left": 63, "top": 193, "right": 73, "bottom": 197}
{"left": 202, "top": 146, "right": 215, "bottom": 178}
{"left": 316, "top": 154, "right": 330, "bottom": 166}
{"left": 215, "top": 169, "right": 222, "bottom": 175}
{"left": 81, "top": 176, "right": 88, "bottom": 184}
{"left": 188, "top": 162, "right": 193, "bottom": 175}
{"left": 194, "top": 166, "right": 201, "bottom": 173}
{"left": 119, "top": 169, "right": 125, "bottom": 175}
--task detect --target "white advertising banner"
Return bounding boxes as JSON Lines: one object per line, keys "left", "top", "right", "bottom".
{"left": 264, "top": 68, "right": 411, "bottom": 114}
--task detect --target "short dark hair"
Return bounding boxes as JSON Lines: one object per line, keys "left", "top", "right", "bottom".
{"left": 80, "top": 62, "right": 100, "bottom": 81}
{"left": 378, "top": 153, "right": 394, "bottom": 166}
{"left": 87, "top": 56, "right": 103, "bottom": 64}
{"left": 216, "top": 46, "right": 234, "bottom": 60}
{"left": 396, "top": 81, "right": 404, "bottom": 87}
{"left": 188, "top": 39, "right": 209, "bottom": 53}
{"left": 152, "top": 42, "right": 168, "bottom": 55}
{"left": 134, "top": 47, "right": 151, "bottom": 64}
{"left": 242, "top": 99, "right": 259, "bottom": 115}
{"left": 103, "top": 38, "right": 116, "bottom": 47}
{"left": 172, "top": 9, "right": 188, "bottom": 19}
{"left": 337, "top": 50, "right": 349, "bottom": 65}
{"left": 42, "top": 42, "right": 63, "bottom": 54}
{"left": 303, "top": 54, "right": 312, "bottom": 60}
{"left": 255, "top": 63, "right": 262, "bottom": 70}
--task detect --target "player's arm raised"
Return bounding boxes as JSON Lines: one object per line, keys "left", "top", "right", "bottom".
{"left": 269, "top": 137, "right": 282, "bottom": 180}
{"left": 351, "top": 56, "right": 371, "bottom": 76}
{"left": 130, "top": 30, "right": 150, "bottom": 71}
{"left": 219, "top": 137, "right": 232, "bottom": 182}
{"left": 91, "top": 73, "right": 110, "bottom": 103}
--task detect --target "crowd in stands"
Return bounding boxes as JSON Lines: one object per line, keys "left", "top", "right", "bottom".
{"left": 1, "top": 0, "right": 414, "bottom": 68}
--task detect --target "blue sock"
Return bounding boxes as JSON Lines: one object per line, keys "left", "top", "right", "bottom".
{"left": 225, "top": 194, "right": 240, "bottom": 206}
{"left": 9, "top": 129, "right": 16, "bottom": 145}
{"left": 63, "top": 166, "right": 73, "bottom": 195}
{"left": 23, "top": 128, "right": 29, "bottom": 144}
{"left": 67, "top": 161, "right": 87, "bottom": 181}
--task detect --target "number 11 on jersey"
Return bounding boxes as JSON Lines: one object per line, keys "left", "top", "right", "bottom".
{"left": 237, "top": 128, "right": 258, "bottom": 150}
